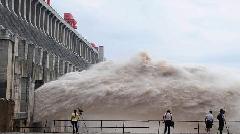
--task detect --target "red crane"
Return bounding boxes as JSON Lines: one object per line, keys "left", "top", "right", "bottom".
{"left": 45, "top": 0, "right": 51, "bottom": 5}
{"left": 64, "top": 13, "right": 78, "bottom": 29}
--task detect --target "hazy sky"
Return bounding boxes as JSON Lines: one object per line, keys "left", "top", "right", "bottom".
{"left": 52, "top": 0, "right": 240, "bottom": 67}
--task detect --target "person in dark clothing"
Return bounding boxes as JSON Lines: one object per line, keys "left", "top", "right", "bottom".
{"left": 217, "top": 109, "right": 226, "bottom": 134}
{"left": 163, "top": 110, "right": 173, "bottom": 134}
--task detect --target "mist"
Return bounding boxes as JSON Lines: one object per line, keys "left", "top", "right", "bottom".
{"left": 34, "top": 53, "right": 240, "bottom": 132}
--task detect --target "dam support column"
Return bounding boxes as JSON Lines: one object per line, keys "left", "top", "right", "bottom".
{"left": 59, "top": 59, "right": 64, "bottom": 76}
{"left": 0, "top": 27, "right": 16, "bottom": 132}
{"left": 42, "top": 51, "right": 50, "bottom": 82}
{"left": 54, "top": 56, "right": 59, "bottom": 78}
{"left": 0, "top": 27, "right": 15, "bottom": 99}
{"left": 64, "top": 61, "right": 69, "bottom": 74}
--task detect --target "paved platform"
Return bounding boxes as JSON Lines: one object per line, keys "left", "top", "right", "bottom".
{"left": 0, "top": 132, "right": 231, "bottom": 134}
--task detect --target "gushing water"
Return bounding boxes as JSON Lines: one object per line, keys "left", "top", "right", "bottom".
{"left": 34, "top": 53, "right": 240, "bottom": 132}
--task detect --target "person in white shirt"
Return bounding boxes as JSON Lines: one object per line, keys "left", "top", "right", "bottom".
{"left": 163, "top": 110, "right": 173, "bottom": 134}
{"left": 205, "top": 110, "right": 214, "bottom": 134}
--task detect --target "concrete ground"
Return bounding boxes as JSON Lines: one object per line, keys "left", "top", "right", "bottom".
{"left": 0, "top": 132, "right": 232, "bottom": 134}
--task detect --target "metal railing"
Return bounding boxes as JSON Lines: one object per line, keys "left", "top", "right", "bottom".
{"left": 53, "top": 120, "right": 150, "bottom": 133}
{"left": 150, "top": 120, "right": 240, "bottom": 134}
{"left": 14, "top": 119, "right": 240, "bottom": 134}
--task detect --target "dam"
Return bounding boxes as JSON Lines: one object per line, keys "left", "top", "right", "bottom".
{"left": 0, "top": 0, "right": 103, "bottom": 131}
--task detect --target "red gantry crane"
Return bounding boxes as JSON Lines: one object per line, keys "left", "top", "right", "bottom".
{"left": 64, "top": 13, "right": 78, "bottom": 29}
{"left": 45, "top": 0, "right": 51, "bottom": 5}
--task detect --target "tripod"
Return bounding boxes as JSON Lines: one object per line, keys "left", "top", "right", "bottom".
{"left": 79, "top": 113, "right": 89, "bottom": 134}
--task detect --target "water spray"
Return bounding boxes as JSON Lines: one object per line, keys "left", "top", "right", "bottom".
{"left": 34, "top": 53, "right": 240, "bottom": 133}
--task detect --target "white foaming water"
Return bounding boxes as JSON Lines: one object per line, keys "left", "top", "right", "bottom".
{"left": 34, "top": 53, "right": 240, "bottom": 132}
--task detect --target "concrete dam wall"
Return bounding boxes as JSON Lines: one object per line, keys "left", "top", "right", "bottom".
{"left": 0, "top": 99, "right": 14, "bottom": 132}
{"left": 0, "top": 0, "right": 102, "bottom": 131}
